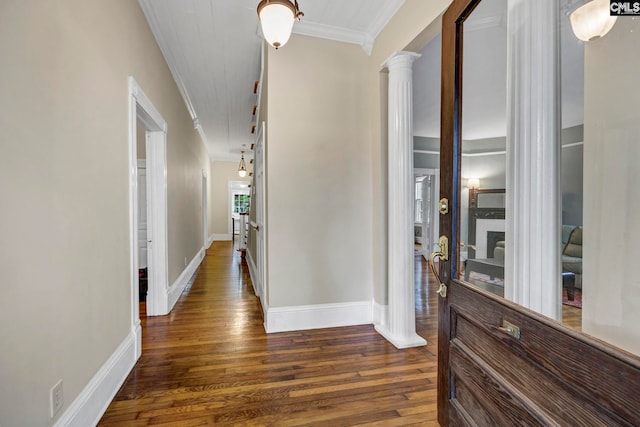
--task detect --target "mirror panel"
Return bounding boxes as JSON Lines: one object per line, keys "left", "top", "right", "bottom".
{"left": 459, "top": 0, "right": 508, "bottom": 296}
{"left": 563, "top": 1, "right": 640, "bottom": 356}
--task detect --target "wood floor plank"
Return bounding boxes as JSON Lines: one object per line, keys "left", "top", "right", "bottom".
{"left": 98, "top": 243, "right": 440, "bottom": 426}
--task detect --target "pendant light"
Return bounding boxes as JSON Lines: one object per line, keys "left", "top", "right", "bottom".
{"left": 257, "top": 0, "right": 304, "bottom": 50}
{"left": 570, "top": 0, "right": 617, "bottom": 42}
{"left": 238, "top": 151, "right": 247, "bottom": 178}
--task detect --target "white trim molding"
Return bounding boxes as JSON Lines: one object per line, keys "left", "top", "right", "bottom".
{"left": 167, "top": 249, "right": 205, "bottom": 311}
{"left": 53, "top": 332, "right": 137, "bottom": 427}
{"left": 264, "top": 301, "right": 373, "bottom": 333}
{"left": 129, "top": 76, "right": 170, "bottom": 318}
{"left": 292, "top": 0, "right": 405, "bottom": 55}
{"left": 212, "top": 233, "right": 232, "bottom": 241}
{"left": 246, "top": 248, "right": 262, "bottom": 301}
{"left": 372, "top": 301, "right": 389, "bottom": 327}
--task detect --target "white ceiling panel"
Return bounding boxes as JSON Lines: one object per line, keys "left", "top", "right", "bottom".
{"left": 138, "top": 0, "right": 405, "bottom": 161}
{"left": 137, "top": 0, "right": 584, "bottom": 162}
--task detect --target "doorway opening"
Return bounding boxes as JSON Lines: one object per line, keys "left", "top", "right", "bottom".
{"left": 228, "top": 181, "right": 250, "bottom": 238}
{"left": 128, "top": 77, "right": 169, "bottom": 357}
{"left": 414, "top": 168, "right": 440, "bottom": 262}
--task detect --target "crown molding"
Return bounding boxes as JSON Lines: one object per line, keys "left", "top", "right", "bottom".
{"left": 293, "top": 21, "right": 371, "bottom": 53}
{"left": 292, "top": 0, "right": 405, "bottom": 56}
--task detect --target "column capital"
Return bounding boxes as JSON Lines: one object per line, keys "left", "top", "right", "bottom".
{"left": 383, "top": 51, "right": 421, "bottom": 71}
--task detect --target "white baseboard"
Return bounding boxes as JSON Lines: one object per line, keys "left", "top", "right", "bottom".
{"left": 373, "top": 300, "right": 388, "bottom": 327}
{"left": 207, "top": 233, "right": 215, "bottom": 248}
{"left": 167, "top": 249, "right": 204, "bottom": 311}
{"left": 265, "top": 301, "right": 372, "bottom": 333}
{"left": 53, "top": 331, "right": 138, "bottom": 427}
{"left": 246, "top": 250, "right": 261, "bottom": 300}
{"left": 245, "top": 250, "right": 268, "bottom": 322}
{"left": 212, "top": 233, "right": 232, "bottom": 241}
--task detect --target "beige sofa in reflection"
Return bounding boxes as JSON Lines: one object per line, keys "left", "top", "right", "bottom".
{"left": 562, "top": 225, "right": 583, "bottom": 288}
{"left": 464, "top": 224, "right": 582, "bottom": 289}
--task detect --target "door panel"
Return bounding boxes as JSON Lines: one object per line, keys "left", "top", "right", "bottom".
{"left": 445, "top": 281, "right": 637, "bottom": 426}
{"left": 437, "top": 0, "right": 640, "bottom": 425}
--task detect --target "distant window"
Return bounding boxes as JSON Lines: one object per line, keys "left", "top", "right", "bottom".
{"left": 234, "top": 194, "right": 250, "bottom": 214}
{"left": 415, "top": 178, "right": 425, "bottom": 223}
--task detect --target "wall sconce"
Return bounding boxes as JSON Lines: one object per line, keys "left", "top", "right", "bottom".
{"left": 238, "top": 151, "right": 247, "bottom": 178}
{"left": 257, "top": 0, "right": 304, "bottom": 50}
{"left": 468, "top": 178, "right": 480, "bottom": 209}
{"left": 467, "top": 178, "right": 480, "bottom": 189}
{"left": 570, "top": 0, "right": 617, "bottom": 42}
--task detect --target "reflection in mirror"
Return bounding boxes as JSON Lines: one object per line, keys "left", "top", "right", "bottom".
{"left": 565, "top": 2, "right": 640, "bottom": 357}
{"left": 560, "top": 0, "right": 585, "bottom": 333}
{"left": 440, "top": 0, "right": 639, "bottom": 358}
{"left": 459, "top": 0, "right": 508, "bottom": 297}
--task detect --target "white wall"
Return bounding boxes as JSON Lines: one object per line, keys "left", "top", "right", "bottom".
{"left": 266, "top": 34, "right": 373, "bottom": 309}
{"left": 583, "top": 16, "right": 640, "bottom": 356}
{"left": 0, "top": 1, "right": 209, "bottom": 425}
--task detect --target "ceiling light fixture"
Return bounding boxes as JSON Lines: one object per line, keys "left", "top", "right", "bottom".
{"left": 257, "top": 0, "right": 304, "bottom": 50}
{"left": 238, "top": 151, "right": 247, "bottom": 178}
{"left": 570, "top": 0, "right": 617, "bottom": 42}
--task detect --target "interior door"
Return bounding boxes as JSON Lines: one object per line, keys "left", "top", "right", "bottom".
{"left": 137, "top": 159, "right": 148, "bottom": 268}
{"left": 436, "top": 0, "right": 640, "bottom": 425}
{"left": 254, "top": 122, "right": 267, "bottom": 301}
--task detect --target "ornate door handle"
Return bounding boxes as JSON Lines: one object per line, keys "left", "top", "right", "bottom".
{"left": 429, "top": 236, "right": 449, "bottom": 298}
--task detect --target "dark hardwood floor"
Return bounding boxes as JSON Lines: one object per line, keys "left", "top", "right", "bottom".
{"left": 98, "top": 243, "right": 440, "bottom": 426}
{"left": 99, "top": 243, "right": 582, "bottom": 426}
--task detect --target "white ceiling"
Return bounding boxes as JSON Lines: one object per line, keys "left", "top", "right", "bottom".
{"left": 138, "top": 0, "right": 585, "bottom": 161}
{"left": 138, "top": 0, "right": 405, "bottom": 161}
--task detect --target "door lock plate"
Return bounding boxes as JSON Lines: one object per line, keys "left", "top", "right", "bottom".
{"left": 439, "top": 198, "right": 449, "bottom": 215}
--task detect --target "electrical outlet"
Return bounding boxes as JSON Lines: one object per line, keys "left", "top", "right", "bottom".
{"left": 184, "top": 256, "right": 187, "bottom": 266}
{"left": 50, "top": 379, "right": 63, "bottom": 418}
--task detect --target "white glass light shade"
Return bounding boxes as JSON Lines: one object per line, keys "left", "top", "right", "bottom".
{"left": 259, "top": 2, "right": 295, "bottom": 49}
{"left": 238, "top": 169, "right": 247, "bottom": 178}
{"left": 570, "top": 0, "right": 617, "bottom": 42}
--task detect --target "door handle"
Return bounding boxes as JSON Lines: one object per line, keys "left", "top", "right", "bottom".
{"left": 429, "top": 235, "right": 449, "bottom": 298}
{"left": 497, "top": 320, "right": 521, "bottom": 340}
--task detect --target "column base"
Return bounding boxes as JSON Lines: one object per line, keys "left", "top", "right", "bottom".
{"left": 375, "top": 324, "right": 427, "bottom": 349}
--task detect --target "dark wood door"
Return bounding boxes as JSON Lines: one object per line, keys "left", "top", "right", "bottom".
{"left": 436, "top": 0, "right": 640, "bottom": 425}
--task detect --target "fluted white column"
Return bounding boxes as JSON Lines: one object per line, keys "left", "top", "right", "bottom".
{"left": 505, "top": 0, "right": 561, "bottom": 320}
{"left": 375, "top": 51, "right": 426, "bottom": 349}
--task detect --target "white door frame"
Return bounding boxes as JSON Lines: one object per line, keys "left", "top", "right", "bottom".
{"left": 254, "top": 122, "right": 267, "bottom": 308}
{"left": 228, "top": 182, "right": 250, "bottom": 235}
{"left": 128, "top": 77, "right": 170, "bottom": 351}
{"left": 202, "top": 170, "right": 209, "bottom": 248}
{"left": 414, "top": 168, "right": 439, "bottom": 260}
